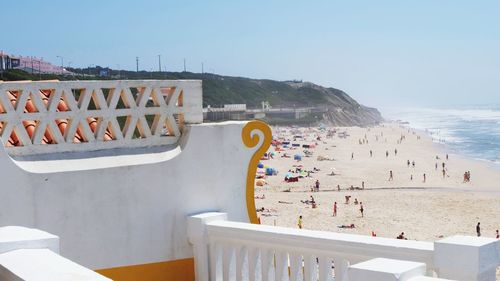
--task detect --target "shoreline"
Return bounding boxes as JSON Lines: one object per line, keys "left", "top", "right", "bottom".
{"left": 411, "top": 124, "right": 500, "bottom": 173}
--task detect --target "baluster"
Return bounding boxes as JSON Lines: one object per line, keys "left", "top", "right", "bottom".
{"left": 247, "top": 247, "right": 261, "bottom": 281}
{"left": 210, "top": 242, "right": 223, "bottom": 281}
{"left": 332, "top": 258, "right": 349, "bottom": 281}
{"left": 275, "top": 250, "right": 289, "bottom": 281}
{"left": 261, "top": 248, "right": 275, "bottom": 281}
{"left": 235, "top": 246, "right": 247, "bottom": 281}
{"left": 222, "top": 243, "right": 236, "bottom": 281}
{"left": 303, "top": 254, "right": 317, "bottom": 281}
{"left": 318, "top": 256, "right": 332, "bottom": 281}
{"left": 288, "top": 252, "right": 303, "bottom": 281}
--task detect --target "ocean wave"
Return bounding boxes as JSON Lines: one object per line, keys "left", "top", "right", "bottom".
{"left": 383, "top": 106, "right": 500, "bottom": 163}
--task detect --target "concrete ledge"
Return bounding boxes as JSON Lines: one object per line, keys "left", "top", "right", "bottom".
{"left": 0, "top": 226, "right": 59, "bottom": 254}
{"left": 434, "top": 235, "right": 499, "bottom": 280}
{"left": 348, "top": 258, "right": 426, "bottom": 281}
{"left": 410, "top": 277, "right": 456, "bottom": 281}
{"left": 0, "top": 249, "right": 110, "bottom": 281}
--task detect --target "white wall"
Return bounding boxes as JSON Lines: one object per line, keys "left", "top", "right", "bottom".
{"left": 0, "top": 121, "right": 256, "bottom": 270}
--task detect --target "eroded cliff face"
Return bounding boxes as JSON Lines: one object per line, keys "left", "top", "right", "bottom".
{"left": 287, "top": 81, "right": 384, "bottom": 126}
{"left": 322, "top": 106, "right": 383, "bottom": 127}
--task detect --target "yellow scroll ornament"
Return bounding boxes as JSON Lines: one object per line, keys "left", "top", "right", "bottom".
{"left": 242, "top": 120, "right": 272, "bottom": 224}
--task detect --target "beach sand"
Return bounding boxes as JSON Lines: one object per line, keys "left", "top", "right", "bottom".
{"left": 256, "top": 123, "right": 500, "bottom": 241}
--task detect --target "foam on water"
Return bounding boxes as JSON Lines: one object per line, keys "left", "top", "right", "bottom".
{"left": 382, "top": 105, "right": 500, "bottom": 164}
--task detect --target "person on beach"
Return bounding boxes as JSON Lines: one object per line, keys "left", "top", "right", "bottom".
{"left": 333, "top": 202, "right": 337, "bottom": 217}
{"left": 407, "top": 160, "right": 410, "bottom": 167}
{"left": 386, "top": 151, "right": 389, "bottom": 158}
{"left": 362, "top": 181, "right": 365, "bottom": 189}
{"left": 496, "top": 229, "right": 499, "bottom": 239}
{"left": 446, "top": 154, "right": 449, "bottom": 160}
{"left": 315, "top": 180, "right": 320, "bottom": 192}
{"left": 370, "top": 150, "right": 373, "bottom": 157}
{"left": 337, "top": 184, "right": 341, "bottom": 191}
{"left": 476, "top": 222, "right": 481, "bottom": 237}
{"left": 388, "top": 170, "right": 394, "bottom": 181}
{"left": 351, "top": 152, "right": 354, "bottom": 160}
{"left": 394, "top": 148, "right": 398, "bottom": 156}
{"left": 345, "top": 195, "right": 351, "bottom": 204}
{"left": 359, "top": 202, "right": 364, "bottom": 217}
{"left": 423, "top": 173, "right": 426, "bottom": 183}
{"left": 298, "top": 216, "right": 303, "bottom": 229}
{"left": 397, "top": 232, "right": 406, "bottom": 239}
{"left": 435, "top": 163, "right": 438, "bottom": 170}
{"left": 412, "top": 161, "right": 415, "bottom": 168}
{"left": 354, "top": 198, "right": 359, "bottom": 205}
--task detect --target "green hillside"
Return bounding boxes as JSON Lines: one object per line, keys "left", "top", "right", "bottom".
{"left": 1, "top": 68, "right": 383, "bottom": 126}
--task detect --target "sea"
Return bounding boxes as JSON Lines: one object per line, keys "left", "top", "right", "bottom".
{"left": 382, "top": 105, "right": 500, "bottom": 166}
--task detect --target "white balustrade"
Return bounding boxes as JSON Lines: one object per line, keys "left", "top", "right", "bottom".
{"left": 188, "top": 213, "right": 500, "bottom": 281}
{"left": 0, "top": 80, "right": 202, "bottom": 156}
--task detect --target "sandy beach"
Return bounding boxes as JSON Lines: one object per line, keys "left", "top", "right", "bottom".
{"left": 256, "top": 123, "right": 500, "bottom": 242}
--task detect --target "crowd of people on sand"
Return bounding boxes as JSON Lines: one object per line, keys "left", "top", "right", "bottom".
{"left": 259, "top": 125, "right": 495, "bottom": 240}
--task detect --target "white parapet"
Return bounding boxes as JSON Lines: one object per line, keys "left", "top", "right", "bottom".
{"left": 0, "top": 249, "right": 111, "bottom": 281}
{"left": 0, "top": 226, "right": 110, "bottom": 280}
{"left": 0, "top": 121, "right": 258, "bottom": 271}
{"left": 0, "top": 226, "right": 59, "bottom": 254}
{"left": 348, "top": 258, "right": 426, "bottom": 281}
{"left": 433, "top": 235, "right": 500, "bottom": 281}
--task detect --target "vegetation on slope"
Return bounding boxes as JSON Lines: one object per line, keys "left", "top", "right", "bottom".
{"left": 1, "top": 68, "right": 383, "bottom": 126}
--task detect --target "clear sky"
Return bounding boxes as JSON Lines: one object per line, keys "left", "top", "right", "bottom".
{"left": 3, "top": 0, "right": 500, "bottom": 108}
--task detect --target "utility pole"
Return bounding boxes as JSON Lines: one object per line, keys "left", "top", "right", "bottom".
{"left": 136, "top": 57, "right": 139, "bottom": 72}
{"left": 157, "top": 55, "right": 161, "bottom": 72}
{"left": 116, "top": 64, "right": 121, "bottom": 79}
{"left": 183, "top": 58, "right": 186, "bottom": 72}
{"left": 201, "top": 62, "right": 204, "bottom": 74}
{"left": 56, "top": 55, "right": 64, "bottom": 75}
{"left": 67, "top": 61, "right": 72, "bottom": 70}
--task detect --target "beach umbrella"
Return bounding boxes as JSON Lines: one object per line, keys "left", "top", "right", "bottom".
{"left": 258, "top": 163, "right": 264, "bottom": 168}
{"left": 265, "top": 167, "right": 274, "bottom": 175}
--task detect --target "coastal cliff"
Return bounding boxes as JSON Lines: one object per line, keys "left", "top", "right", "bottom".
{"left": 2, "top": 69, "right": 383, "bottom": 126}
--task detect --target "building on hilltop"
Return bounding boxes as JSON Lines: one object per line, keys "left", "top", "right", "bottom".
{"left": 0, "top": 51, "right": 73, "bottom": 75}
